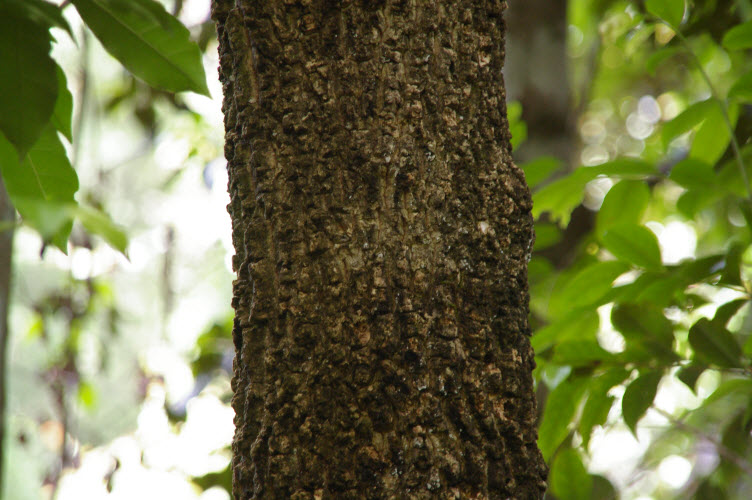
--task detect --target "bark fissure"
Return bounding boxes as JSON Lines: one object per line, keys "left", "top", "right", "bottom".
{"left": 213, "top": 0, "right": 547, "bottom": 498}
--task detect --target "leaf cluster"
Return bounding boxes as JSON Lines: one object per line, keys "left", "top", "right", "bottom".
{"left": 527, "top": 1, "right": 752, "bottom": 498}
{"left": 0, "top": 0, "right": 209, "bottom": 253}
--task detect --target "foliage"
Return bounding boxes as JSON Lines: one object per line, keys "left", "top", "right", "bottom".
{"left": 0, "top": 0, "right": 207, "bottom": 252}
{"left": 525, "top": 1, "right": 752, "bottom": 498}
{"left": 0, "top": 1, "right": 233, "bottom": 499}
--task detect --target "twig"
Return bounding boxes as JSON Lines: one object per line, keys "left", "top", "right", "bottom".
{"left": 71, "top": 29, "right": 89, "bottom": 168}
{"left": 652, "top": 405, "right": 752, "bottom": 476}
{"left": 50, "top": 381, "right": 69, "bottom": 500}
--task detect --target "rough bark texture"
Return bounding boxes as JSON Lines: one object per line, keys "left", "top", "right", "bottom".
{"left": 212, "top": 1, "right": 547, "bottom": 498}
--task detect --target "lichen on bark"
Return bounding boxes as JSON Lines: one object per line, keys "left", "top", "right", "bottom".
{"left": 212, "top": 0, "right": 547, "bottom": 498}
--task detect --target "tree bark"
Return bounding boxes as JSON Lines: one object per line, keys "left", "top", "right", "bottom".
{"left": 212, "top": 1, "right": 547, "bottom": 498}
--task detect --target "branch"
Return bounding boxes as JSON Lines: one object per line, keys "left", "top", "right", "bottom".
{"left": 652, "top": 405, "right": 752, "bottom": 477}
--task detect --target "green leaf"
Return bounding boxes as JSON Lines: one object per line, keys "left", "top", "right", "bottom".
{"left": 51, "top": 66, "right": 74, "bottom": 141}
{"left": 632, "top": 275, "right": 685, "bottom": 307}
{"left": 596, "top": 180, "right": 649, "bottom": 235}
{"left": 645, "top": 0, "right": 685, "bottom": 27}
{"left": 532, "top": 222, "right": 561, "bottom": 250}
{"left": 532, "top": 310, "right": 600, "bottom": 353}
{"left": 740, "top": 199, "right": 752, "bottom": 234}
{"left": 11, "top": 198, "right": 73, "bottom": 245}
{"left": 611, "top": 303, "right": 674, "bottom": 345}
{"left": 528, "top": 255, "right": 554, "bottom": 283}
{"left": 719, "top": 245, "right": 744, "bottom": 286}
{"left": 740, "top": 403, "right": 752, "bottom": 432}
{"left": 0, "top": 128, "right": 125, "bottom": 254}
{"left": 622, "top": 370, "right": 662, "bottom": 436}
{"left": 522, "top": 156, "right": 562, "bottom": 189}
{"left": 688, "top": 318, "right": 744, "bottom": 368}
{"left": 6, "top": 0, "right": 73, "bottom": 36}
{"left": 690, "top": 101, "right": 735, "bottom": 165}
{"left": 720, "top": 414, "right": 749, "bottom": 464}
{"left": 624, "top": 23, "right": 655, "bottom": 56}
{"left": 507, "top": 100, "right": 527, "bottom": 151}
{"left": 0, "top": 127, "right": 78, "bottom": 203}
{"left": 592, "top": 475, "right": 618, "bottom": 500}
{"left": 676, "top": 188, "right": 723, "bottom": 219}
{"left": 554, "top": 261, "right": 629, "bottom": 310}
{"left": 550, "top": 448, "right": 593, "bottom": 500}
{"left": 713, "top": 298, "right": 748, "bottom": 327}
{"left": 551, "top": 340, "right": 614, "bottom": 367}
{"left": 0, "top": 7, "right": 58, "bottom": 157}
{"left": 74, "top": 205, "right": 129, "bottom": 254}
{"left": 533, "top": 159, "right": 656, "bottom": 225}
{"left": 587, "top": 158, "right": 657, "bottom": 178}
{"left": 532, "top": 172, "right": 589, "bottom": 225}
{"left": 703, "top": 378, "right": 752, "bottom": 406}
{"left": 646, "top": 47, "right": 683, "bottom": 75}
{"left": 669, "top": 158, "right": 717, "bottom": 190}
{"left": 580, "top": 369, "right": 630, "bottom": 448}
{"left": 662, "top": 98, "right": 717, "bottom": 148}
{"left": 717, "top": 144, "right": 752, "bottom": 191}
{"left": 722, "top": 21, "right": 752, "bottom": 50}
{"left": 602, "top": 224, "right": 663, "bottom": 270}
{"left": 611, "top": 303, "right": 677, "bottom": 361}
{"left": 611, "top": 255, "right": 728, "bottom": 307}
{"left": 538, "top": 377, "right": 589, "bottom": 460}
{"left": 602, "top": 10, "right": 643, "bottom": 42}
{"left": 607, "top": 272, "right": 663, "bottom": 303}
{"left": 677, "top": 365, "right": 705, "bottom": 394}
{"left": 71, "top": 0, "right": 210, "bottom": 96}
{"left": 678, "top": 254, "right": 727, "bottom": 283}
{"left": 729, "top": 69, "right": 752, "bottom": 103}
{"left": 0, "top": 127, "right": 78, "bottom": 249}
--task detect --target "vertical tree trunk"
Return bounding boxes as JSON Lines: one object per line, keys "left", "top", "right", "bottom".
{"left": 212, "top": 1, "right": 547, "bottom": 498}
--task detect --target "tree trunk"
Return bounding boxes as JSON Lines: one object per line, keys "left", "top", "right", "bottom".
{"left": 212, "top": 1, "right": 547, "bottom": 498}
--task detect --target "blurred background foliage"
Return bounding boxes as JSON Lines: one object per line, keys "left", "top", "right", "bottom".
{"left": 513, "top": 0, "right": 752, "bottom": 498}
{"left": 0, "top": 0, "right": 750, "bottom": 499}
{"left": 1, "top": 1, "right": 234, "bottom": 499}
